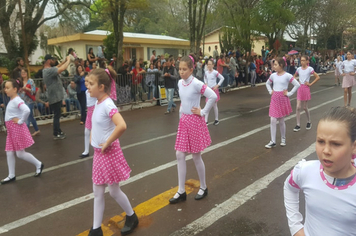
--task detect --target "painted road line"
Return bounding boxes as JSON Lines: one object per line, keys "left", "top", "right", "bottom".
{"left": 13, "top": 86, "right": 334, "bottom": 182}
{"left": 76, "top": 179, "right": 200, "bottom": 236}
{"left": 170, "top": 143, "right": 316, "bottom": 236}
{"left": 0, "top": 89, "right": 343, "bottom": 234}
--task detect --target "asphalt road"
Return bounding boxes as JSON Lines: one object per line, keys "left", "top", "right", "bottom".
{"left": 0, "top": 72, "right": 352, "bottom": 236}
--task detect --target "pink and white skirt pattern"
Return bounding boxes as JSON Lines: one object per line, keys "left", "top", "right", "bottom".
{"left": 85, "top": 106, "right": 95, "bottom": 130}
{"left": 92, "top": 139, "right": 131, "bottom": 185}
{"left": 342, "top": 74, "right": 356, "bottom": 88}
{"left": 5, "top": 121, "right": 34, "bottom": 151}
{"left": 175, "top": 114, "right": 211, "bottom": 153}
{"left": 297, "top": 84, "right": 311, "bottom": 101}
{"left": 269, "top": 91, "right": 292, "bottom": 118}
{"left": 206, "top": 88, "right": 220, "bottom": 103}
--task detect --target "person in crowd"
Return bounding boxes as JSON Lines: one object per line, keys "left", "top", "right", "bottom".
{"left": 130, "top": 61, "right": 146, "bottom": 102}
{"left": 284, "top": 106, "right": 356, "bottom": 236}
{"left": 86, "top": 68, "right": 138, "bottom": 236}
{"left": 249, "top": 57, "right": 257, "bottom": 87}
{"left": 160, "top": 55, "right": 166, "bottom": 64}
{"left": 261, "top": 46, "right": 266, "bottom": 62}
{"left": 146, "top": 63, "right": 157, "bottom": 101}
{"left": 204, "top": 59, "right": 224, "bottom": 125}
{"left": 92, "top": 62, "right": 97, "bottom": 71}
{"left": 43, "top": 54, "right": 71, "bottom": 140}
{"left": 339, "top": 51, "right": 356, "bottom": 107}
{"left": 1, "top": 79, "right": 44, "bottom": 184}
{"left": 163, "top": 58, "right": 178, "bottom": 114}
{"left": 65, "top": 80, "right": 81, "bottom": 114}
{"left": 196, "top": 57, "right": 203, "bottom": 81}
{"left": 109, "top": 54, "right": 117, "bottom": 68}
{"left": 11, "top": 57, "right": 25, "bottom": 80}
{"left": 34, "top": 61, "right": 45, "bottom": 79}
{"left": 68, "top": 48, "right": 77, "bottom": 76}
{"left": 74, "top": 65, "right": 87, "bottom": 125}
{"left": 36, "top": 81, "right": 51, "bottom": 118}
{"left": 19, "top": 68, "right": 40, "bottom": 136}
{"left": 87, "top": 48, "right": 98, "bottom": 69}
{"left": 229, "top": 52, "right": 237, "bottom": 86}
{"left": 169, "top": 54, "right": 217, "bottom": 204}
{"left": 150, "top": 50, "right": 156, "bottom": 64}
{"left": 80, "top": 76, "right": 97, "bottom": 159}
{"left": 293, "top": 56, "right": 320, "bottom": 132}
{"left": 213, "top": 45, "right": 219, "bottom": 59}
{"left": 84, "top": 60, "right": 91, "bottom": 72}
{"left": 265, "top": 58, "right": 300, "bottom": 149}
{"left": 176, "top": 54, "right": 182, "bottom": 72}
{"left": 333, "top": 56, "right": 342, "bottom": 86}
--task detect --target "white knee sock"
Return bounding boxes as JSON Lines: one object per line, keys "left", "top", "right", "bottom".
{"left": 270, "top": 117, "right": 277, "bottom": 143}
{"left": 213, "top": 103, "right": 219, "bottom": 121}
{"left": 6, "top": 151, "right": 16, "bottom": 178}
{"left": 174, "top": 151, "right": 187, "bottom": 198}
{"left": 108, "top": 183, "right": 134, "bottom": 216}
{"left": 83, "top": 128, "right": 90, "bottom": 155}
{"left": 279, "top": 117, "right": 286, "bottom": 140}
{"left": 192, "top": 153, "right": 207, "bottom": 195}
{"left": 304, "top": 107, "right": 311, "bottom": 123}
{"left": 16, "top": 150, "right": 42, "bottom": 172}
{"left": 205, "top": 109, "right": 210, "bottom": 123}
{"left": 93, "top": 184, "right": 106, "bottom": 229}
{"left": 296, "top": 105, "right": 301, "bottom": 126}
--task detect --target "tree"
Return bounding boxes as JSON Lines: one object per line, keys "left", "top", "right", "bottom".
{"left": 0, "top": 0, "right": 90, "bottom": 67}
{"left": 187, "top": 0, "right": 211, "bottom": 53}
{"left": 253, "top": 0, "right": 295, "bottom": 50}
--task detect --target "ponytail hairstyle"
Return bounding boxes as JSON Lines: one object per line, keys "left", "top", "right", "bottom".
{"left": 89, "top": 67, "right": 117, "bottom": 95}
{"left": 7, "top": 79, "right": 23, "bottom": 92}
{"left": 180, "top": 53, "right": 197, "bottom": 69}
{"left": 320, "top": 106, "right": 356, "bottom": 142}
{"left": 275, "top": 57, "right": 286, "bottom": 69}
{"left": 301, "top": 55, "right": 309, "bottom": 61}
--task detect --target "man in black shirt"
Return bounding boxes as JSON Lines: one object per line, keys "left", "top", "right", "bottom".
{"left": 163, "top": 58, "right": 178, "bottom": 114}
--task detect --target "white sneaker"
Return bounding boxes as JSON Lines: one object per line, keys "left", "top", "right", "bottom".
{"left": 280, "top": 138, "right": 286, "bottom": 147}
{"left": 265, "top": 141, "right": 276, "bottom": 149}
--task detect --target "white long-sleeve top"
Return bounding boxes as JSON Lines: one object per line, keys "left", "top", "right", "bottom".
{"left": 284, "top": 160, "right": 356, "bottom": 236}
{"left": 178, "top": 75, "right": 217, "bottom": 117}
{"left": 204, "top": 69, "right": 225, "bottom": 88}
{"left": 86, "top": 90, "right": 97, "bottom": 107}
{"left": 266, "top": 72, "right": 300, "bottom": 97}
{"left": 5, "top": 96, "right": 30, "bottom": 125}
{"left": 295, "top": 66, "right": 314, "bottom": 84}
{"left": 339, "top": 59, "right": 356, "bottom": 74}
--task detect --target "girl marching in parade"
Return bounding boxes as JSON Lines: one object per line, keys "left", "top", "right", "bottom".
{"left": 339, "top": 51, "right": 356, "bottom": 107}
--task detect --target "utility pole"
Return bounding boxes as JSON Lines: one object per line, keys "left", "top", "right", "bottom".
{"left": 17, "top": 0, "right": 31, "bottom": 76}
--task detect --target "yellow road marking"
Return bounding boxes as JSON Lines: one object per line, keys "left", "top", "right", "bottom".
{"left": 77, "top": 179, "right": 200, "bottom": 236}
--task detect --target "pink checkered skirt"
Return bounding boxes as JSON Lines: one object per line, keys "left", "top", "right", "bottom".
{"left": 5, "top": 121, "right": 34, "bottom": 152}
{"left": 297, "top": 84, "right": 311, "bottom": 101}
{"left": 175, "top": 114, "right": 211, "bottom": 153}
{"left": 205, "top": 88, "right": 220, "bottom": 103}
{"left": 269, "top": 91, "right": 292, "bottom": 118}
{"left": 92, "top": 139, "right": 131, "bottom": 185}
{"left": 85, "top": 106, "right": 94, "bottom": 130}
{"left": 342, "top": 74, "right": 356, "bottom": 88}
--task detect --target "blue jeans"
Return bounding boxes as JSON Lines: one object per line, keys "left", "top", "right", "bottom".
{"left": 26, "top": 103, "right": 39, "bottom": 131}
{"left": 146, "top": 83, "right": 156, "bottom": 100}
{"left": 65, "top": 98, "right": 81, "bottom": 113}
{"left": 37, "top": 103, "right": 51, "bottom": 115}
{"left": 166, "top": 88, "right": 176, "bottom": 111}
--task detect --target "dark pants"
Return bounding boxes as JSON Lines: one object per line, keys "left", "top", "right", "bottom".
{"left": 50, "top": 101, "right": 62, "bottom": 136}
{"left": 77, "top": 91, "right": 87, "bottom": 123}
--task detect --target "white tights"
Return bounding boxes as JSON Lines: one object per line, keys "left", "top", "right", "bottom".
{"left": 174, "top": 151, "right": 207, "bottom": 198}
{"left": 270, "top": 117, "right": 286, "bottom": 143}
{"left": 6, "top": 150, "right": 42, "bottom": 178}
{"left": 296, "top": 100, "right": 310, "bottom": 126}
{"left": 205, "top": 103, "right": 219, "bottom": 122}
{"left": 92, "top": 183, "right": 134, "bottom": 229}
{"left": 83, "top": 128, "right": 90, "bottom": 155}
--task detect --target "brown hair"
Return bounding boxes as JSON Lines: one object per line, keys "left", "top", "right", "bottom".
{"left": 76, "top": 65, "right": 84, "bottom": 75}
{"left": 275, "top": 57, "right": 286, "bottom": 68}
{"left": 301, "top": 55, "right": 309, "bottom": 61}
{"left": 180, "top": 53, "right": 197, "bottom": 69}
{"left": 320, "top": 106, "right": 356, "bottom": 142}
{"left": 89, "top": 67, "right": 117, "bottom": 94}
{"left": 7, "top": 79, "right": 23, "bottom": 92}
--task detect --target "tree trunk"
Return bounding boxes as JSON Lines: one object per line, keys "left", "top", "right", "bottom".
{"left": 117, "top": 0, "right": 126, "bottom": 70}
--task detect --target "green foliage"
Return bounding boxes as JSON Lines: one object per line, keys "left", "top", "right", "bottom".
{"left": 103, "top": 33, "right": 118, "bottom": 59}
{"left": 2, "top": 74, "right": 10, "bottom": 80}
{"left": 0, "top": 56, "right": 17, "bottom": 74}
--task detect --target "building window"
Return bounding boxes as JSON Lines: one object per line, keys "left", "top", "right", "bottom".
{"left": 208, "top": 46, "right": 211, "bottom": 52}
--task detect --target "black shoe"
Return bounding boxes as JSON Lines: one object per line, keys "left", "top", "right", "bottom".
{"left": 34, "top": 163, "right": 44, "bottom": 177}
{"left": 169, "top": 192, "right": 187, "bottom": 204}
{"left": 53, "top": 134, "right": 66, "bottom": 140}
{"left": 79, "top": 153, "right": 90, "bottom": 158}
{"left": 0, "top": 176, "right": 16, "bottom": 184}
{"left": 306, "top": 122, "right": 312, "bottom": 130}
{"left": 213, "top": 120, "right": 219, "bottom": 126}
{"left": 88, "top": 226, "right": 103, "bottom": 236}
{"left": 293, "top": 125, "right": 301, "bottom": 132}
{"left": 121, "top": 212, "right": 139, "bottom": 235}
{"left": 195, "top": 188, "right": 208, "bottom": 200}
